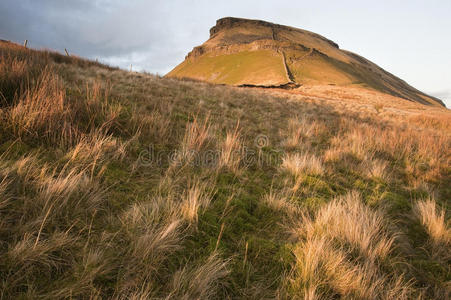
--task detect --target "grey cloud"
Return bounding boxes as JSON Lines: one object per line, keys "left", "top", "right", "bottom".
{"left": 0, "top": 0, "right": 191, "bottom": 71}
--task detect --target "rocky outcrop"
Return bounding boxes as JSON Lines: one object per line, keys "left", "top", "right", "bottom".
{"left": 186, "top": 39, "right": 309, "bottom": 60}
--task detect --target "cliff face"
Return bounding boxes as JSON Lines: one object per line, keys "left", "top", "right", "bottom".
{"left": 209, "top": 17, "right": 339, "bottom": 48}
{"left": 167, "top": 17, "right": 444, "bottom": 106}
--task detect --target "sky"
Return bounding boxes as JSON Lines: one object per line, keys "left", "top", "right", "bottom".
{"left": 1, "top": 0, "right": 450, "bottom": 107}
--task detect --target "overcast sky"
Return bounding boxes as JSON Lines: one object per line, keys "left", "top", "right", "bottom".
{"left": 1, "top": 0, "right": 450, "bottom": 107}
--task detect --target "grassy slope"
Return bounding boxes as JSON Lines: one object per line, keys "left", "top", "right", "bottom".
{"left": 288, "top": 51, "right": 356, "bottom": 86}
{"left": 167, "top": 50, "right": 288, "bottom": 86}
{"left": 0, "top": 42, "right": 450, "bottom": 299}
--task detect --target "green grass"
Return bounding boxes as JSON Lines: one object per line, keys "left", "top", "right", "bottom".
{"left": 168, "top": 50, "right": 288, "bottom": 86}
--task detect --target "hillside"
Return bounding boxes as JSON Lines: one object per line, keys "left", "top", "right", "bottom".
{"left": 0, "top": 40, "right": 450, "bottom": 299}
{"left": 167, "top": 17, "right": 445, "bottom": 107}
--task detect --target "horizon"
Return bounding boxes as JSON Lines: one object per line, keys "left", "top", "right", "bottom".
{"left": 1, "top": 0, "right": 449, "bottom": 107}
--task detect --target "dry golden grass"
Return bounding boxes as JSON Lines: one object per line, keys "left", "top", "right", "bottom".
{"left": 1, "top": 68, "right": 128, "bottom": 150}
{"left": 0, "top": 153, "right": 106, "bottom": 297}
{"left": 289, "top": 237, "right": 413, "bottom": 300}
{"left": 166, "top": 252, "right": 230, "bottom": 299}
{"left": 414, "top": 198, "right": 450, "bottom": 252}
{"left": 305, "top": 192, "right": 396, "bottom": 260}
{"left": 218, "top": 124, "right": 242, "bottom": 173}
{"left": 118, "top": 200, "right": 183, "bottom": 293}
{"left": 181, "top": 179, "right": 215, "bottom": 224}
{"left": 136, "top": 110, "right": 172, "bottom": 142}
{"left": 281, "top": 152, "right": 324, "bottom": 177}
{"left": 322, "top": 114, "right": 450, "bottom": 185}
{"left": 263, "top": 188, "right": 300, "bottom": 217}
{"left": 180, "top": 115, "right": 212, "bottom": 160}
{"left": 6, "top": 68, "right": 69, "bottom": 143}
{"left": 283, "top": 117, "right": 326, "bottom": 151}
{"left": 64, "top": 130, "right": 127, "bottom": 175}
{"left": 284, "top": 117, "right": 311, "bottom": 150}
{"left": 285, "top": 192, "right": 413, "bottom": 299}
{"left": 362, "top": 155, "right": 390, "bottom": 180}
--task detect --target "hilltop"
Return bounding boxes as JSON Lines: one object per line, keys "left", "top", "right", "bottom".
{"left": 0, "top": 40, "right": 450, "bottom": 299}
{"left": 167, "top": 17, "right": 444, "bottom": 107}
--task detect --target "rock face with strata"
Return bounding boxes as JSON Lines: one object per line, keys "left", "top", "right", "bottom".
{"left": 167, "top": 17, "right": 444, "bottom": 106}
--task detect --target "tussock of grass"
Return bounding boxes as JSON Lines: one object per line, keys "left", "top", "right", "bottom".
{"left": 281, "top": 152, "right": 324, "bottom": 177}
{"left": 302, "top": 192, "right": 396, "bottom": 261}
{"left": 285, "top": 192, "right": 413, "bottom": 299}
{"left": 167, "top": 252, "right": 230, "bottom": 299}
{"left": 263, "top": 188, "right": 300, "bottom": 216}
{"left": 283, "top": 117, "right": 325, "bottom": 150}
{"left": 181, "top": 179, "right": 215, "bottom": 224}
{"left": 179, "top": 115, "right": 212, "bottom": 161}
{"left": 414, "top": 198, "right": 450, "bottom": 253}
{"left": 363, "top": 156, "right": 390, "bottom": 180}
{"left": 118, "top": 202, "right": 183, "bottom": 294}
{"left": 218, "top": 124, "right": 242, "bottom": 173}
{"left": 6, "top": 68, "right": 69, "bottom": 143}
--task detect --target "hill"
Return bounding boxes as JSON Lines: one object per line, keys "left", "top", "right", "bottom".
{"left": 167, "top": 17, "right": 445, "bottom": 107}
{"left": 0, "top": 40, "right": 450, "bottom": 299}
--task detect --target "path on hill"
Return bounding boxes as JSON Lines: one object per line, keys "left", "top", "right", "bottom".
{"left": 281, "top": 51, "right": 296, "bottom": 83}
{"left": 295, "top": 47, "right": 314, "bottom": 61}
{"left": 271, "top": 27, "right": 297, "bottom": 84}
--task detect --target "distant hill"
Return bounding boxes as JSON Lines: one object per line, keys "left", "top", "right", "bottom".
{"left": 167, "top": 17, "right": 444, "bottom": 107}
